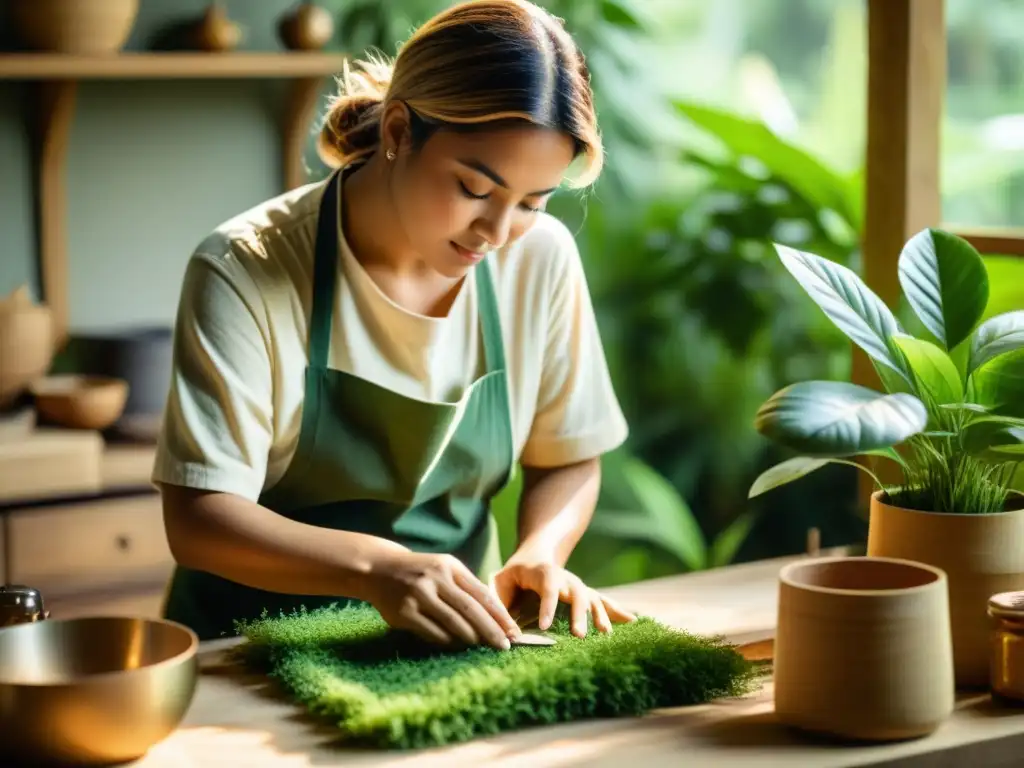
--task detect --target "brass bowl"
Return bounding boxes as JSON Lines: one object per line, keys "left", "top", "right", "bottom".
{"left": 0, "top": 616, "right": 199, "bottom": 766}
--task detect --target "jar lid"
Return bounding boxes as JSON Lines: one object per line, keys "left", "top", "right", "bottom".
{"left": 0, "top": 584, "right": 43, "bottom": 605}
{"left": 988, "top": 591, "right": 1024, "bottom": 620}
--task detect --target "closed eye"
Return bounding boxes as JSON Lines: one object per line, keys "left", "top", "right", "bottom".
{"left": 458, "top": 180, "right": 543, "bottom": 213}
{"left": 458, "top": 180, "right": 488, "bottom": 200}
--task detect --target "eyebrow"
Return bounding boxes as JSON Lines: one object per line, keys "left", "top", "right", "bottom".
{"left": 457, "top": 158, "right": 558, "bottom": 197}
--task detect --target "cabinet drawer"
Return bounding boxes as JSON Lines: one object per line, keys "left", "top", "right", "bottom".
{"left": 6, "top": 494, "right": 175, "bottom": 595}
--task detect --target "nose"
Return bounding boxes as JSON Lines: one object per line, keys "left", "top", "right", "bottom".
{"left": 474, "top": 205, "right": 514, "bottom": 251}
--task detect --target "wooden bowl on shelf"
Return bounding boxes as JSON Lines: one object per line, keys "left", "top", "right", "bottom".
{"left": 31, "top": 374, "right": 129, "bottom": 431}
{"left": 9, "top": 0, "right": 140, "bottom": 55}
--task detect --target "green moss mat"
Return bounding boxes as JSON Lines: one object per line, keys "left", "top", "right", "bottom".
{"left": 231, "top": 603, "right": 759, "bottom": 750}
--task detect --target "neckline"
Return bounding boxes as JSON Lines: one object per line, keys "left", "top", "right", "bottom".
{"left": 334, "top": 168, "right": 469, "bottom": 323}
{"left": 307, "top": 170, "right": 506, "bottom": 374}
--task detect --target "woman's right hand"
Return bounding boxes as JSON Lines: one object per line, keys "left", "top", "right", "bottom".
{"left": 362, "top": 551, "right": 522, "bottom": 651}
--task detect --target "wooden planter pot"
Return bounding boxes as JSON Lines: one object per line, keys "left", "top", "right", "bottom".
{"left": 774, "top": 556, "right": 955, "bottom": 741}
{"left": 867, "top": 490, "right": 1024, "bottom": 688}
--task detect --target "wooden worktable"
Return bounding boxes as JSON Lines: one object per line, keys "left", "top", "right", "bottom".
{"left": 133, "top": 551, "right": 1024, "bottom": 767}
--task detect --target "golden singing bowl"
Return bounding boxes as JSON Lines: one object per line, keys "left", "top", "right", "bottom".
{"left": 0, "top": 616, "right": 199, "bottom": 766}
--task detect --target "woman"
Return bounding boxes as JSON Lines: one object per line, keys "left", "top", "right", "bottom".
{"left": 154, "top": 0, "right": 634, "bottom": 649}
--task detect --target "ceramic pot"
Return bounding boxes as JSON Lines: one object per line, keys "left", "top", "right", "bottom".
{"left": 867, "top": 490, "right": 1024, "bottom": 688}
{"left": 9, "top": 0, "right": 139, "bottom": 55}
{"left": 774, "top": 555, "right": 954, "bottom": 742}
{"left": 278, "top": 1, "right": 335, "bottom": 51}
{"left": 192, "top": 2, "right": 243, "bottom": 52}
{"left": 0, "top": 289, "right": 53, "bottom": 411}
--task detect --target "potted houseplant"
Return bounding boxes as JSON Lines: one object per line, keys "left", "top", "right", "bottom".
{"left": 749, "top": 227, "right": 1024, "bottom": 688}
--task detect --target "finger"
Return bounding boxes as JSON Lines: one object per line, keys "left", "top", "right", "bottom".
{"left": 591, "top": 595, "right": 613, "bottom": 634}
{"left": 570, "top": 586, "right": 590, "bottom": 638}
{"left": 453, "top": 567, "right": 522, "bottom": 639}
{"left": 538, "top": 582, "right": 561, "bottom": 631}
{"left": 441, "top": 579, "right": 513, "bottom": 650}
{"left": 492, "top": 573, "right": 519, "bottom": 614}
{"left": 426, "top": 590, "right": 483, "bottom": 647}
{"left": 600, "top": 594, "right": 637, "bottom": 624}
{"left": 402, "top": 613, "right": 453, "bottom": 647}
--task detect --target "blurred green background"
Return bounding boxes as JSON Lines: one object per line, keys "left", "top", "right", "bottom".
{"left": 2, "top": 0, "right": 1021, "bottom": 587}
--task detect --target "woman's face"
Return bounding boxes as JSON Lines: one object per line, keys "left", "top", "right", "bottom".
{"left": 383, "top": 109, "right": 577, "bottom": 279}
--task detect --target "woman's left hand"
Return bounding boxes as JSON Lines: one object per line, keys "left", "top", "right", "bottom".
{"left": 492, "top": 556, "right": 636, "bottom": 638}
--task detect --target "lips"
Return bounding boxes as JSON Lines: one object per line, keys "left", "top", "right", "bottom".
{"left": 451, "top": 241, "right": 487, "bottom": 263}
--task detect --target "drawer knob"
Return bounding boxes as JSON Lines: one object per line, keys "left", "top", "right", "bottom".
{"left": 115, "top": 535, "right": 132, "bottom": 552}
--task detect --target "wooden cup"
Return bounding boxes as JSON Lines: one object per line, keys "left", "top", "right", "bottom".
{"left": 773, "top": 556, "right": 955, "bottom": 742}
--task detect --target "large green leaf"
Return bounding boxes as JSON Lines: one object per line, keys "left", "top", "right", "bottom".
{"left": 968, "top": 311, "right": 1024, "bottom": 377}
{"left": 748, "top": 456, "right": 831, "bottom": 498}
{"left": 754, "top": 381, "right": 928, "bottom": 456}
{"left": 775, "top": 245, "right": 910, "bottom": 382}
{"left": 972, "top": 349, "right": 1024, "bottom": 418}
{"left": 594, "top": 453, "right": 708, "bottom": 572}
{"left": 748, "top": 451, "right": 896, "bottom": 500}
{"left": 897, "top": 228, "right": 989, "bottom": 350}
{"left": 890, "top": 333, "right": 964, "bottom": 405}
{"left": 674, "top": 102, "right": 861, "bottom": 227}
{"left": 708, "top": 512, "right": 757, "bottom": 569}
{"left": 598, "top": 0, "right": 646, "bottom": 29}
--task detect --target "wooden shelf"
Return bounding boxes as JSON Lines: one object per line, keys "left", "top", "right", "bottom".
{"left": 0, "top": 51, "right": 345, "bottom": 79}
{"left": 7, "top": 52, "right": 346, "bottom": 347}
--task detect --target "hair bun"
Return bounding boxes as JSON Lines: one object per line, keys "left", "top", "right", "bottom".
{"left": 317, "top": 56, "right": 394, "bottom": 168}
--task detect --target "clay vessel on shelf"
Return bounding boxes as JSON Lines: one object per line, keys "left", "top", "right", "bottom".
{"left": 773, "top": 555, "right": 955, "bottom": 742}
{"left": 9, "top": 0, "right": 139, "bottom": 55}
{"left": 0, "top": 287, "right": 53, "bottom": 411}
{"left": 192, "top": 2, "right": 243, "bottom": 53}
{"left": 278, "top": 1, "right": 335, "bottom": 51}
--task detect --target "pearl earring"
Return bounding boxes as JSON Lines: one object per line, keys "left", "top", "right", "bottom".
{"left": 385, "top": 148, "right": 396, "bottom": 161}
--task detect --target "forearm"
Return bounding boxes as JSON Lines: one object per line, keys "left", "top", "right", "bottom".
{"left": 510, "top": 457, "right": 601, "bottom": 567}
{"left": 160, "top": 483, "right": 408, "bottom": 600}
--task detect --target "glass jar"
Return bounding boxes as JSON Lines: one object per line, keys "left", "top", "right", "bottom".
{"left": 989, "top": 591, "right": 1024, "bottom": 705}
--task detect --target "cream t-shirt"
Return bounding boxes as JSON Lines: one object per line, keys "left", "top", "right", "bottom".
{"left": 151, "top": 177, "right": 629, "bottom": 502}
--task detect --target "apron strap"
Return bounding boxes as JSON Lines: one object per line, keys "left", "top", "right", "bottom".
{"left": 474, "top": 259, "right": 506, "bottom": 373}
{"left": 308, "top": 170, "right": 342, "bottom": 370}
{"left": 309, "top": 169, "right": 506, "bottom": 375}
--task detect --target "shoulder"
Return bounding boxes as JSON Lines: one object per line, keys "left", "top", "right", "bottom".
{"left": 511, "top": 211, "right": 581, "bottom": 272}
{"left": 188, "top": 179, "right": 324, "bottom": 285}
{"left": 177, "top": 180, "right": 326, "bottom": 330}
{"left": 492, "top": 212, "right": 585, "bottom": 300}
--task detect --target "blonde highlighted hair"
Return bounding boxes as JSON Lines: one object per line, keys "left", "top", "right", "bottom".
{"left": 317, "top": 0, "right": 603, "bottom": 188}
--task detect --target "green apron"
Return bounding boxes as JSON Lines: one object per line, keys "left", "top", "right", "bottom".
{"left": 162, "top": 169, "right": 513, "bottom": 640}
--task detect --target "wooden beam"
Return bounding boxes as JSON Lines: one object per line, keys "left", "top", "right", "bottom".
{"left": 31, "top": 81, "right": 77, "bottom": 350}
{"left": 282, "top": 76, "right": 327, "bottom": 191}
{"left": 947, "top": 227, "right": 1024, "bottom": 257}
{"left": 862, "top": 0, "right": 946, "bottom": 309}
{"left": 858, "top": 0, "right": 947, "bottom": 498}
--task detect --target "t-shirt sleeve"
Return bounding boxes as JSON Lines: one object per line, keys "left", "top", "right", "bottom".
{"left": 151, "top": 249, "right": 274, "bottom": 501}
{"left": 519, "top": 219, "right": 629, "bottom": 468}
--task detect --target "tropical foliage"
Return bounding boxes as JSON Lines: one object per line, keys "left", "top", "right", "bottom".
{"left": 750, "top": 229, "right": 1024, "bottom": 515}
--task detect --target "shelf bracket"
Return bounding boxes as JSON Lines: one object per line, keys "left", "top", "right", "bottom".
{"left": 282, "top": 76, "right": 327, "bottom": 191}
{"left": 31, "top": 79, "right": 77, "bottom": 351}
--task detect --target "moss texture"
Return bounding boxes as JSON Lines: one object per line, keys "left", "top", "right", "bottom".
{"left": 232, "top": 603, "right": 759, "bottom": 750}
